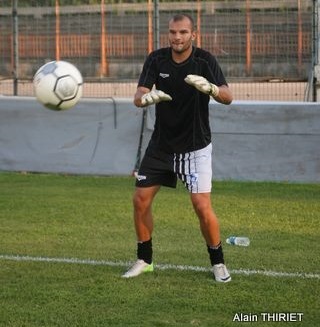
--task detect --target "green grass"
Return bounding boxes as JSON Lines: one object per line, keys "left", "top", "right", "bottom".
{"left": 0, "top": 172, "right": 319, "bottom": 327}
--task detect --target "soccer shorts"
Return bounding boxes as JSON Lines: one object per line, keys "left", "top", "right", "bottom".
{"left": 135, "top": 143, "right": 212, "bottom": 193}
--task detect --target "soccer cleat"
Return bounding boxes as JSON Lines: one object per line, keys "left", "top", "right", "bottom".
{"left": 122, "top": 259, "right": 154, "bottom": 278}
{"left": 212, "top": 263, "right": 231, "bottom": 283}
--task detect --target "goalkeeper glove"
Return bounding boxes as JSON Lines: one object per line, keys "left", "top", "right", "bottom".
{"left": 184, "top": 74, "right": 219, "bottom": 97}
{"left": 141, "top": 90, "right": 172, "bottom": 106}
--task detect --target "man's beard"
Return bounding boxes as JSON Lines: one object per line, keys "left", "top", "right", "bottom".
{"left": 171, "top": 42, "right": 192, "bottom": 54}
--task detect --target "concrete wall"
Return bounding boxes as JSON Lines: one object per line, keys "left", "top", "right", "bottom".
{"left": 0, "top": 96, "right": 319, "bottom": 182}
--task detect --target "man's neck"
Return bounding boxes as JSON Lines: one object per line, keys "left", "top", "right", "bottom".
{"left": 171, "top": 46, "right": 193, "bottom": 64}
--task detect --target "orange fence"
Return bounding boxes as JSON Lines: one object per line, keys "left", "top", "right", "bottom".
{"left": 1, "top": 34, "right": 136, "bottom": 59}
{"left": 1, "top": 32, "right": 311, "bottom": 60}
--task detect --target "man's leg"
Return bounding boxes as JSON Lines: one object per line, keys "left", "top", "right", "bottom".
{"left": 122, "top": 185, "right": 160, "bottom": 278}
{"left": 190, "top": 192, "right": 231, "bottom": 283}
{"left": 190, "top": 192, "right": 220, "bottom": 246}
{"left": 133, "top": 185, "right": 160, "bottom": 242}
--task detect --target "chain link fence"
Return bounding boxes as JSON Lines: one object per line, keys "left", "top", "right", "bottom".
{"left": 0, "top": 0, "right": 314, "bottom": 101}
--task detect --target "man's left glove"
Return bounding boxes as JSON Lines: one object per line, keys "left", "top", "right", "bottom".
{"left": 184, "top": 74, "right": 219, "bottom": 97}
{"left": 141, "top": 90, "right": 172, "bottom": 106}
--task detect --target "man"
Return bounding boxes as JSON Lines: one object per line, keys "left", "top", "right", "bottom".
{"left": 122, "top": 14, "right": 233, "bottom": 282}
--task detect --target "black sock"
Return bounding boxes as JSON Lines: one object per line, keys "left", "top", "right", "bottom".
{"left": 207, "top": 243, "right": 224, "bottom": 265}
{"left": 137, "top": 238, "right": 153, "bottom": 264}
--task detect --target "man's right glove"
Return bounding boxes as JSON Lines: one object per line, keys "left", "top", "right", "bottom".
{"left": 184, "top": 74, "right": 220, "bottom": 97}
{"left": 141, "top": 90, "right": 172, "bottom": 106}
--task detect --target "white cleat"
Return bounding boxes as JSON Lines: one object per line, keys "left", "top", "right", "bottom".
{"left": 212, "top": 263, "right": 231, "bottom": 283}
{"left": 122, "top": 259, "right": 154, "bottom": 278}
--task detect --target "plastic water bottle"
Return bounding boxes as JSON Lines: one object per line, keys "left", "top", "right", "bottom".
{"left": 226, "top": 236, "right": 250, "bottom": 247}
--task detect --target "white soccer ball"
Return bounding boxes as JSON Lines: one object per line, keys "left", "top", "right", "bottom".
{"left": 33, "top": 60, "right": 83, "bottom": 111}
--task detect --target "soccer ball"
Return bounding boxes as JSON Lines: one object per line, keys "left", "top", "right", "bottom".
{"left": 33, "top": 60, "right": 83, "bottom": 111}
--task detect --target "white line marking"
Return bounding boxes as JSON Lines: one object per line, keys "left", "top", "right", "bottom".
{"left": 1, "top": 254, "right": 319, "bottom": 280}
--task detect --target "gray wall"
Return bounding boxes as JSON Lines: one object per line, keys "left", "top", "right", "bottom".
{"left": 0, "top": 97, "right": 319, "bottom": 182}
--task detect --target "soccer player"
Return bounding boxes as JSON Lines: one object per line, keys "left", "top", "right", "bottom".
{"left": 122, "top": 13, "right": 233, "bottom": 282}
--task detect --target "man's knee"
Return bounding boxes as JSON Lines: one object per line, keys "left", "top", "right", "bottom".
{"left": 191, "top": 193, "right": 212, "bottom": 213}
{"left": 133, "top": 186, "right": 159, "bottom": 211}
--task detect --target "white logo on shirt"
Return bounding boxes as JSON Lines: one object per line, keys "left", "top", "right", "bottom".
{"left": 159, "top": 73, "right": 170, "bottom": 78}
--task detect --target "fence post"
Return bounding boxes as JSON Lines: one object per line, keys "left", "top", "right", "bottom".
{"left": 100, "top": 0, "right": 108, "bottom": 77}
{"left": 196, "top": 0, "right": 201, "bottom": 48}
{"left": 246, "top": 0, "right": 252, "bottom": 76}
{"left": 12, "top": 0, "right": 19, "bottom": 95}
{"left": 314, "top": 0, "right": 320, "bottom": 101}
{"left": 148, "top": 0, "right": 153, "bottom": 53}
{"left": 297, "top": 0, "right": 302, "bottom": 73}
{"left": 153, "top": 0, "right": 160, "bottom": 50}
{"left": 55, "top": 0, "right": 60, "bottom": 61}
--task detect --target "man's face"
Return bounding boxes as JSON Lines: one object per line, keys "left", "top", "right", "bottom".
{"left": 168, "top": 17, "right": 196, "bottom": 54}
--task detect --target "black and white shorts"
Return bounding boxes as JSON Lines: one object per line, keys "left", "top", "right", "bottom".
{"left": 135, "top": 143, "right": 212, "bottom": 193}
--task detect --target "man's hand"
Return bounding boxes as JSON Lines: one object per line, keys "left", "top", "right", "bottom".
{"left": 141, "top": 90, "right": 172, "bottom": 106}
{"left": 184, "top": 74, "right": 219, "bottom": 97}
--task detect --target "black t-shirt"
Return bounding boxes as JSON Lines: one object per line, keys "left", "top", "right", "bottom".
{"left": 138, "top": 46, "right": 227, "bottom": 153}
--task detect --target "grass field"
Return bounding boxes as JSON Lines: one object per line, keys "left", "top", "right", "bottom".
{"left": 0, "top": 172, "right": 319, "bottom": 327}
